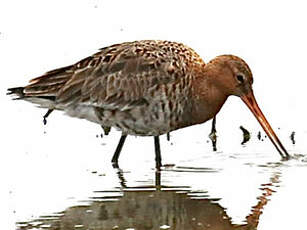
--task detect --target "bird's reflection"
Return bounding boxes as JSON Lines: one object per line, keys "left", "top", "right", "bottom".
{"left": 17, "top": 163, "right": 281, "bottom": 230}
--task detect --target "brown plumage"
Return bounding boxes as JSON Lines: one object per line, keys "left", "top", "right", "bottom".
{"left": 8, "top": 40, "right": 290, "bottom": 167}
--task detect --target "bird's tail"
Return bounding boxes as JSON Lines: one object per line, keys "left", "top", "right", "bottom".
{"left": 7, "top": 65, "right": 74, "bottom": 107}
{"left": 7, "top": 87, "right": 25, "bottom": 99}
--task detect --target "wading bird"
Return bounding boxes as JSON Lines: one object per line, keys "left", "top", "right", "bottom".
{"left": 8, "top": 40, "right": 290, "bottom": 167}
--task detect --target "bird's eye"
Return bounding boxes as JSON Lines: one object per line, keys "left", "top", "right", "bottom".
{"left": 236, "top": 74, "right": 245, "bottom": 84}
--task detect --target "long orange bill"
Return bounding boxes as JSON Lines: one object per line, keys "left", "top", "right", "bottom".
{"left": 241, "top": 91, "right": 290, "bottom": 159}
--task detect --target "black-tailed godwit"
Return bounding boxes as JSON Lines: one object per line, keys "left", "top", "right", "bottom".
{"left": 8, "top": 40, "right": 290, "bottom": 167}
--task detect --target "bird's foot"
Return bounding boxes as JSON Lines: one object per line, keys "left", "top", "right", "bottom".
{"left": 209, "top": 130, "right": 217, "bottom": 151}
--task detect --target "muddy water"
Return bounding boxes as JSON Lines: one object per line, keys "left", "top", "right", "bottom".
{"left": 9, "top": 124, "right": 307, "bottom": 230}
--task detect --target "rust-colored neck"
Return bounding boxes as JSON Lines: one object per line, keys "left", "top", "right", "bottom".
{"left": 190, "top": 67, "right": 228, "bottom": 125}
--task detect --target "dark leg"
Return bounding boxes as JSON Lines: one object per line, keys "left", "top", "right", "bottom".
{"left": 211, "top": 116, "right": 216, "bottom": 134}
{"left": 43, "top": 109, "right": 54, "bottom": 125}
{"left": 209, "top": 116, "right": 217, "bottom": 151}
{"left": 111, "top": 134, "right": 127, "bottom": 165}
{"left": 112, "top": 164, "right": 127, "bottom": 188}
{"left": 166, "top": 132, "right": 170, "bottom": 141}
{"left": 155, "top": 170, "right": 161, "bottom": 191}
{"left": 154, "top": 136, "right": 162, "bottom": 169}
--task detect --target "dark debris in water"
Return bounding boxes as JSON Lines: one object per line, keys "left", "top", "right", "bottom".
{"left": 257, "top": 131, "right": 261, "bottom": 140}
{"left": 257, "top": 131, "right": 265, "bottom": 141}
{"left": 240, "top": 126, "right": 251, "bottom": 145}
{"left": 290, "top": 132, "right": 295, "bottom": 145}
{"left": 96, "top": 134, "right": 104, "bottom": 138}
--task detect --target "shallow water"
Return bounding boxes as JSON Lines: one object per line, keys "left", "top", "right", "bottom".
{"left": 15, "top": 168, "right": 283, "bottom": 230}
{"left": 6, "top": 119, "right": 307, "bottom": 230}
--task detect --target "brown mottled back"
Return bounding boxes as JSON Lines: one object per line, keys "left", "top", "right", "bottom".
{"left": 56, "top": 40, "right": 205, "bottom": 110}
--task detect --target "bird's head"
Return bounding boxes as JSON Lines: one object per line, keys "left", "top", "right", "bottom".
{"left": 206, "top": 55, "right": 254, "bottom": 97}
{"left": 205, "top": 55, "right": 290, "bottom": 159}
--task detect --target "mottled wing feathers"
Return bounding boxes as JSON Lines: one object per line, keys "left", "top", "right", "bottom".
{"left": 56, "top": 40, "right": 202, "bottom": 111}
{"left": 16, "top": 40, "right": 205, "bottom": 111}
{"left": 24, "top": 65, "right": 74, "bottom": 97}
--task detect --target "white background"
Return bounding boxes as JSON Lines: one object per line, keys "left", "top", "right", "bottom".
{"left": 1, "top": 0, "right": 307, "bottom": 229}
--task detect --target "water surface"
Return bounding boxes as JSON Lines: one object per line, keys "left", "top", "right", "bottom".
{"left": 9, "top": 126, "right": 307, "bottom": 230}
